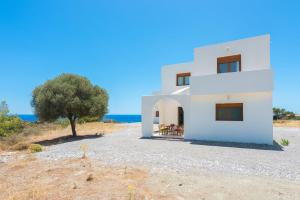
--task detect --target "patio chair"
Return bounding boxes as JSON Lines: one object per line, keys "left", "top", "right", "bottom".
{"left": 168, "top": 124, "right": 176, "bottom": 135}
{"left": 175, "top": 126, "right": 184, "bottom": 136}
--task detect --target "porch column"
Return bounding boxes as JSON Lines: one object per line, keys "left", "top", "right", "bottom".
{"left": 175, "top": 95, "right": 191, "bottom": 140}
{"left": 141, "top": 96, "right": 154, "bottom": 137}
{"left": 182, "top": 103, "right": 191, "bottom": 139}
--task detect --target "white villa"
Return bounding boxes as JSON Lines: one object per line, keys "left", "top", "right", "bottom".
{"left": 141, "top": 35, "right": 274, "bottom": 145}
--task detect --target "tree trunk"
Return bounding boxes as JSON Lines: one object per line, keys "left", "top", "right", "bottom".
{"left": 69, "top": 118, "right": 77, "bottom": 137}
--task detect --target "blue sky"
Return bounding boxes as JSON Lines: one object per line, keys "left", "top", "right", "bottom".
{"left": 0, "top": 0, "right": 299, "bottom": 114}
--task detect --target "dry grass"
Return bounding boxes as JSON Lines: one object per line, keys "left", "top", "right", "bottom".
{"left": 0, "top": 122, "right": 124, "bottom": 152}
{"left": 273, "top": 120, "right": 300, "bottom": 127}
{"left": 28, "top": 122, "right": 124, "bottom": 144}
{"left": 0, "top": 156, "right": 158, "bottom": 200}
{"left": 1, "top": 155, "right": 299, "bottom": 200}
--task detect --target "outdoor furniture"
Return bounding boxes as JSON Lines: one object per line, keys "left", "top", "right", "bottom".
{"left": 175, "top": 126, "right": 184, "bottom": 136}
{"left": 159, "top": 124, "right": 168, "bottom": 135}
{"left": 168, "top": 124, "right": 176, "bottom": 135}
{"left": 158, "top": 124, "right": 184, "bottom": 136}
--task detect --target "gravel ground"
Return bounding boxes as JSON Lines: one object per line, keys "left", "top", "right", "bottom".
{"left": 36, "top": 123, "right": 300, "bottom": 181}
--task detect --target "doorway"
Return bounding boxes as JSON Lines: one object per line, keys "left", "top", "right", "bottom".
{"left": 178, "top": 107, "right": 184, "bottom": 126}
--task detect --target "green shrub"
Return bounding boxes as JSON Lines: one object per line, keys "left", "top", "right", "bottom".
{"left": 29, "top": 144, "right": 43, "bottom": 153}
{"left": 0, "top": 115, "right": 23, "bottom": 137}
{"left": 280, "top": 138, "right": 289, "bottom": 146}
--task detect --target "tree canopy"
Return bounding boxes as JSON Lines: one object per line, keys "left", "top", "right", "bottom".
{"left": 32, "top": 74, "right": 108, "bottom": 136}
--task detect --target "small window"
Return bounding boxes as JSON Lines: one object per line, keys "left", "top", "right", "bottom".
{"left": 230, "top": 61, "right": 239, "bottom": 72}
{"left": 216, "top": 103, "right": 243, "bottom": 121}
{"left": 155, "top": 111, "right": 159, "bottom": 117}
{"left": 176, "top": 73, "right": 191, "bottom": 86}
{"left": 217, "top": 55, "right": 241, "bottom": 73}
{"left": 178, "top": 77, "right": 184, "bottom": 86}
{"left": 184, "top": 76, "right": 190, "bottom": 85}
{"left": 219, "top": 63, "right": 229, "bottom": 73}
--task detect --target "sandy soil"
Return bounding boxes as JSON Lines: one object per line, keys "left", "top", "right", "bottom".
{"left": 273, "top": 120, "right": 300, "bottom": 127}
{"left": 0, "top": 154, "right": 299, "bottom": 200}
{"left": 0, "top": 155, "right": 150, "bottom": 200}
{"left": 28, "top": 122, "right": 125, "bottom": 143}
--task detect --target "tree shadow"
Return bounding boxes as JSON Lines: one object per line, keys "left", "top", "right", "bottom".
{"left": 187, "top": 140, "right": 283, "bottom": 151}
{"left": 36, "top": 133, "right": 103, "bottom": 147}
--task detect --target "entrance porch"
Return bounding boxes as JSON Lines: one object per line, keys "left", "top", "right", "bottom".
{"left": 141, "top": 95, "right": 190, "bottom": 139}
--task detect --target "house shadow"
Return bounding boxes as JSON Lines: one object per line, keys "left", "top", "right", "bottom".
{"left": 141, "top": 136, "right": 184, "bottom": 142}
{"left": 187, "top": 140, "right": 283, "bottom": 151}
{"left": 141, "top": 136, "right": 283, "bottom": 151}
{"left": 36, "top": 133, "right": 103, "bottom": 147}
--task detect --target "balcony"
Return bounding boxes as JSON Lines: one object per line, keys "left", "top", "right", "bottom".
{"left": 190, "top": 69, "right": 273, "bottom": 95}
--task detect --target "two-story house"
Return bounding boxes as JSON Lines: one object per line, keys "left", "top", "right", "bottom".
{"left": 142, "top": 35, "right": 273, "bottom": 145}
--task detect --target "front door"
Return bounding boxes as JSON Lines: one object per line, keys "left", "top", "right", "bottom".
{"left": 178, "top": 107, "right": 184, "bottom": 126}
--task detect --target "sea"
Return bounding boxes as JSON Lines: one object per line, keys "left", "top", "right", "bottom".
{"left": 18, "top": 114, "right": 141, "bottom": 123}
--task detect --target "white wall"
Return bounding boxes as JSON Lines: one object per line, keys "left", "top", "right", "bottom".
{"left": 152, "top": 99, "right": 181, "bottom": 125}
{"left": 190, "top": 69, "right": 273, "bottom": 95}
{"left": 160, "top": 100, "right": 181, "bottom": 125}
{"left": 193, "top": 34, "right": 270, "bottom": 75}
{"left": 186, "top": 92, "right": 273, "bottom": 144}
{"left": 160, "top": 34, "right": 271, "bottom": 94}
{"left": 161, "top": 62, "right": 194, "bottom": 94}
{"left": 152, "top": 104, "right": 160, "bottom": 124}
{"left": 142, "top": 92, "right": 273, "bottom": 144}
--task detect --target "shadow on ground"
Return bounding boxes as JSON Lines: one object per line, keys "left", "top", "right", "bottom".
{"left": 188, "top": 140, "right": 283, "bottom": 151}
{"left": 141, "top": 137, "right": 283, "bottom": 151}
{"left": 36, "top": 134, "right": 103, "bottom": 146}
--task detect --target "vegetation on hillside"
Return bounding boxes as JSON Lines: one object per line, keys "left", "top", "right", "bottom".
{"left": 0, "top": 101, "right": 23, "bottom": 137}
{"left": 273, "top": 107, "right": 298, "bottom": 120}
{"left": 32, "top": 73, "right": 109, "bottom": 137}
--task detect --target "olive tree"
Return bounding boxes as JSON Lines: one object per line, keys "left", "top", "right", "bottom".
{"left": 32, "top": 74, "right": 108, "bottom": 136}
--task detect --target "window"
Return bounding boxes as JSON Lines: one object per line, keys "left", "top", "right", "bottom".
{"left": 216, "top": 103, "right": 243, "bottom": 121}
{"left": 217, "top": 54, "right": 241, "bottom": 73}
{"left": 176, "top": 73, "right": 191, "bottom": 86}
{"left": 155, "top": 111, "right": 159, "bottom": 117}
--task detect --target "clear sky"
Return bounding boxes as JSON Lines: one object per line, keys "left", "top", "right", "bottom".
{"left": 0, "top": 0, "right": 299, "bottom": 114}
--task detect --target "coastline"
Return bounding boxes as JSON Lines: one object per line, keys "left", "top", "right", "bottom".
{"left": 17, "top": 114, "right": 142, "bottom": 123}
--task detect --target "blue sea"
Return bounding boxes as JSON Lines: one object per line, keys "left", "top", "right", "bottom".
{"left": 18, "top": 114, "right": 141, "bottom": 123}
